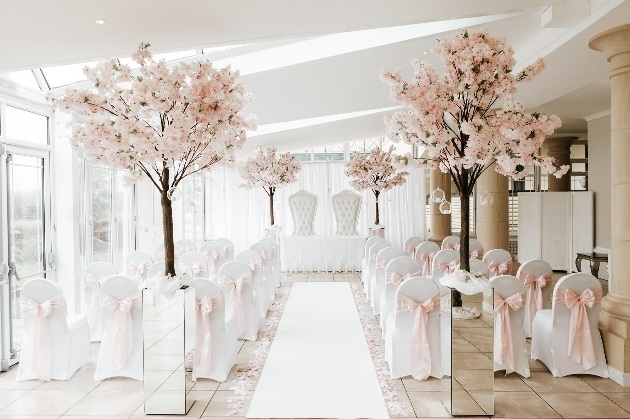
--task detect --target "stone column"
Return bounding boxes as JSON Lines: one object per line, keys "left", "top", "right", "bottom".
{"left": 428, "top": 171, "right": 452, "bottom": 244}
{"left": 475, "top": 163, "right": 510, "bottom": 251}
{"left": 589, "top": 24, "right": 630, "bottom": 386}
{"left": 544, "top": 137, "right": 576, "bottom": 191}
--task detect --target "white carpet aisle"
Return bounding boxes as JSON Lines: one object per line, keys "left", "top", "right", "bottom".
{"left": 247, "top": 282, "right": 389, "bottom": 418}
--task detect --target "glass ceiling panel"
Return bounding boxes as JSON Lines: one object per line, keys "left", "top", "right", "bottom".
{"left": 41, "top": 61, "right": 97, "bottom": 89}
{"left": 202, "top": 45, "right": 247, "bottom": 54}
{"left": 0, "top": 70, "right": 41, "bottom": 91}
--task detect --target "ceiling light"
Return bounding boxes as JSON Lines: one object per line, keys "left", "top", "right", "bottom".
{"left": 422, "top": 51, "right": 428, "bottom": 55}
{"left": 95, "top": 19, "right": 106, "bottom": 25}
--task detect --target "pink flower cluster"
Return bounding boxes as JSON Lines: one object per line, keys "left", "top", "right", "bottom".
{"left": 345, "top": 146, "right": 409, "bottom": 193}
{"left": 51, "top": 42, "right": 257, "bottom": 188}
{"left": 380, "top": 29, "right": 567, "bottom": 181}
{"left": 239, "top": 146, "right": 301, "bottom": 193}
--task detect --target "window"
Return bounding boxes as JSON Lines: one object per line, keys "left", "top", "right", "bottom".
{"left": 4, "top": 105, "right": 49, "bottom": 145}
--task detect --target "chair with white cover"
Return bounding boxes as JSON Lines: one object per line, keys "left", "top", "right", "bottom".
{"left": 214, "top": 238, "right": 235, "bottom": 261}
{"left": 362, "top": 236, "right": 386, "bottom": 292}
{"left": 288, "top": 190, "right": 318, "bottom": 236}
{"left": 516, "top": 259, "right": 553, "bottom": 338}
{"left": 332, "top": 189, "right": 361, "bottom": 236}
{"left": 193, "top": 278, "right": 238, "bottom": 382}
{"left": 530, "top": 273, "right": 608, "bottom": 378}
{"left": 373, "top": 247, "right": 406, "bottom": 315}
{"left": 367, "top": 241, "right": 390, "bottom": 304}
{"left": 491, "top": 275, "right": 530, "bottom": 378}
{"left": 95, "top": 275, "right": 143, "bottom": 381}
{"left": 236, "top": 250, "right": 268, "bottom": 317}
{"left": 431, "top": 249, "right": 459, "bottom": 281}
{"left": 200, "top": 241, "right": 228, "bottom": 276}
{"left": 219, "top": 261, "right": 259, "bottom": 341}
{"left": 441, "top": 235, "right": 460, "bottom": 251}
{"left": 483, "top": 249, "right": 513, "bottom": 279}
{"left": 17, "top": 279, "right": 91, "bottom": 381}
{"left": 179, "top": 251, "right": 209, "bottom": 280}
{"left": 260, "top": 238, "right": 281, "bottom": 288}
{"left": 155, "top": 243, "right": 165, "bottom": 262}
{"left": 414, "top": 241, "right": 440, "bottom": 277}
{"left": 469, "top": 259, "right": 489, "bottom": 278}
{"left": 385, "top": 276, "right": 441, "bottom": 380}
{"left": 175, "top": 238, "right": 196, "bottom": 256}
{"left": 469, "top": 239, "right": 485, "bottom": 260}
{"left": 403, "top": 236, "right": 424, "bottom": 258}
{"left": 84, "top": 262, "right": 116, "bottom": 341}
{"left": 124, "top": 251, "right": 153, "bottom": 282}
{"left": 250, "top": 242, "right": 275, "bottom": 305}
{"left": 380, "top": 256, "right": 423, "bottom": 338}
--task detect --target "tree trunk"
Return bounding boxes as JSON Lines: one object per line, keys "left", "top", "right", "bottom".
{"left": 454, "top": 168, "right": 472, "bottom": 308}
{"left": 374, "top": 191, "right": 380, "bottom": 225}
{"left": 160, "top": 172, "right": 176, "bottom": 277}
{"left": 269, "top": 188, "right": 275, "bottom": 225}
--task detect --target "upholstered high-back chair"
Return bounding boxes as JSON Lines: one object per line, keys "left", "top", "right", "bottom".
{"left": 332, "top": 189, "right": 361, "bottom": 236}
{"left": 288, "top": 190, "right": 318, "bottom": 236}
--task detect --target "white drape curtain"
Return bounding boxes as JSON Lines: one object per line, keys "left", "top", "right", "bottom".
{"left": 204, "top": 162, "right": 426, "bottom": 253}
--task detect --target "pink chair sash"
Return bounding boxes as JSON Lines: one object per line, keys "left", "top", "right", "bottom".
{"left": 194, "top": 294, "right": 224, "bottom": 375}
{"left": 519, "top": 271, "right": 552, "bottom": 333}
{"left": 404, "top": 245, "right": 416, "bottom": 257}
{"left": 390, "top": 271, "right": 422, "bottom": 287}
{"left": 204, "top": 249, "right": 226, "bottom": 273}
{"left": 469, "top": 249, "right": 484, "bottom": 260}
{"left": 555, "top": 287, "right": 603, "bottom": 370}
{"left": 246, "top": 259, "right": 263, "bottom": 272}
{"left": 223, "top": 243, "right": 234, "bottom": 253}
{"left": 260, "top": 250, "right": 273, "bottom": 261}
{"left": 443, "top": 242, "right": 459, "bottom": 251}
{"left": 84, "top": 273, "right": 104, "bottom": 332}
{"left": 494, "top": 289, "right": 526, "bottom": 374}
{"left": 174, "top": 245, "right": 193, "bottom": 258}
{"left": 181, "top": 262, "right": 206, "bottom": 279}
{"left": 487, "top": 260, "right": 512, "bottom": 277}
{"left": 417, "top": 252, "right": 435, "bottom": 277}
{"left": 376, "top": 259, "right": 389, "bottom": 270}
{"left": 398, "top": 293, "right": 440, "bottom": 381}
{"left": 437, "top": 260, "right": 459, "bottom": 274}
{"left": 20, "top": 295, "right": 65, "bottom": 381}
{"left": 219, "top": 273, "right": 253, "bottom": 335}
{"left": 101, "top": 292, "right": 142, "bottom": 371}
{"left": 126, "top": 261, "right": 150, "bottom": 281}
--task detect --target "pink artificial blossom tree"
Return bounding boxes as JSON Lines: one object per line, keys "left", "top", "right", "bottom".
{"left": 381, "top": 29, "right": 567, "bottom": 306}
{"left": 52, "top": 42, "right": 256, "bottom": 277}
{"left": 239, "top": 147, "right": 301, "bottom": 225}
{"left": 345, "top": 146, "right": 409, "bottom": 226}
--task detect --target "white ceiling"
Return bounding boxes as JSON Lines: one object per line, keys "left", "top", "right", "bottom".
{"left": 1, "top": 0, "right": 627, "bottom": 153}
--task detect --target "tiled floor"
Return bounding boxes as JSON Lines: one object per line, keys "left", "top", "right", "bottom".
{"left": 0, "top": 271, "right": 626, "bottom": 418}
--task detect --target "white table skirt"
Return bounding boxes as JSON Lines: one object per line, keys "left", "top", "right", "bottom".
{"left": 280, "top": 236, "right": 367, "bottom": 272}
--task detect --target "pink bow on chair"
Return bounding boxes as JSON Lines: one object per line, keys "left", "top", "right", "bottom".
{"left": 399, "top": 293, "right": 440, "bottom": 381}
{"left": 247, "top": 260, "right": 263, "bottom": 272}
{"left": 376, "top": 259, "right": 389, "bottom": 270}
{"left": 204, "top": 249, "right": 226, "bottom": 273}
{"left": 101, "top": 292, "right": 142, "bottom": 371}
{"left": 519, "top": 271, "right": 552, "bottom": 333}
{"left": 260, "top": 251, "right": 273, "bottom": 261}
{"left": 390, "top": 271, "right": 422, "bottom": 287}
{"left": 126, "top": 261, "right": 150, "bottom": 281}
{"left": 469, "top": 249, "right": 484, "bottom": 260}
{"left": 219, "top": 273, "right": 252, "bottom": 336}
{"left": 404, "top": 245, "right": 416, "bottom": 257}
{"left": 20, "top": 295, "right": 65, "bottom": 381}
{"left": 194, "top": 294, "right": 224, "bottom": 375}
{"left": 555, "top": 287, "right": 602, "bottom": 370}
{"left": 417, "top": 252, "right": 435, "bottom": 277}
{"left": 444, "top": 242, "right": 460, "bottom": 251}
{"left": 494, "top": 290, "right": 526, "bottom": 374}
{"left": 84, "top": 273, "right": 104, "bottom": 332}
{"left": 487, "top": 260, "right": 512, "bottom": 277}
{"left": 223, "top": 243, "right": 234, "bottom": 253}
{"left": 175, "top": 246, "right": 192, "bottom": 258}
{"left": 438, "top": 260, "right": 459, "bottom": 274}
{"left": 182, "top": 262, "right": 205, "bottom": 279}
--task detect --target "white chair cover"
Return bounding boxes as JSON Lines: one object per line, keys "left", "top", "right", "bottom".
{"left": 372, "top": 247, "right": 406, "bottom": 316}
{"left": 175, "top": 238, "right": 196, "bottom": 257}
{"left": 379, "top": 256, "right": 422, "bottom": 338}
{"left": 260, "top": 238, "right": 281, "bottom": 289}
{"left": 385, "top": 277, "right": 441, "bottom": 380}
{"left": 214, "top": 238, "right": 235, "bottom": 261}
{"left": 403, "top": 236, "right": 423, "bottom": 258}
{"left": 441, "top": 235, "right": 460, "bottom": 251}
{"left": 516, "top": 259, "right": 553, "bottom": 338}
{"left": 193, "top": 278, "right": 238, "bottom": 382}
{"left": 95, "top": 276, "right": 144, "bottom": 381}
{"left": 469, "top": 258, "right": 489, "bottom": 278}
{"left": 84, "top": 262, "right": 116, "bottom": 341}
{"left": 17, "top": 279, "right": 91, "bottom": 382}
{"left": 219, "top": 261, "right": 259, "bottom": 341}
{"left": 469, "top": 239, "right": 485, "bottom": 260}
{"left": 236, "top": 249, "right": 268, "bottom": 318}
{"left": 362, "top": 236, "right": 386, "bottom": 295}
{"left": 431, "top": 249, "right": 459, "bottom": 281}
{"left": 490, "top": 275, "right": 530, "bottom": 377}
{"left": 530, "top": 273, "right": 608, "bottom": 378}
{"left": 332, "top": 189, "right": 361, "bottom": 236}
{"left": 414, "top": 241, "right": 440, "bottom": 277}
{"left": 179, "top": 251, "right": 209, "bottom": 280}
{"left": 288, "top": 190, "right": 318, "bottom": 236}
{"left": 367, "top": 241, "right": 389, "bottom": 306}
{"left": 250, "top": 242, "right": 276, "bottom": 305}
{"left": 483, "top": 249, "right": 513, "bottom": 278}
{"left": 124, "top": 251, "right": 153, "bottom": 282}
{"left": 200, "top": 241, "right": 228, "bottom": 275}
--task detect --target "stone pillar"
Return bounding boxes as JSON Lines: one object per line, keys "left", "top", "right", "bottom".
{"left": 589, "top": 24, "right": 630, "bottom": 386}
{"left": 475, "top": 163, "right": 510, "bottom": 252}
{"left": 544, "top": 137, "right": 576, "bottom": 191}
{"left": 428, "top": 171, "right": 452, "bottom": 244}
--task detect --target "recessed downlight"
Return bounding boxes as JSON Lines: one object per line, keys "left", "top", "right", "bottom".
{"left": 95, "top": 19, "right": 106, "bottom": 25}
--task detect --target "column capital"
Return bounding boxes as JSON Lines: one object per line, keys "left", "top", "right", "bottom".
{"left": 589, "top": 24, "right": 630, "bottom": 74}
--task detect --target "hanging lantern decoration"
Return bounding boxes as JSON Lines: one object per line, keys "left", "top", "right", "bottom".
{"left": 479, "top": 191, "right": 494, "bottom": 206}
{"left": 431, "top": 187, "right": 446, "bottom": 203}
{"left": 439, "top": 200, "right": 452, "bottom": 214}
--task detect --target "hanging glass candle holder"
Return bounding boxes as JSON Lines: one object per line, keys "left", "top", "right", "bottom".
{"left": 431, "top": 187, "right": 445, "bottom": 203}
{"left": 167, "top": 187, "right": 181, "bottom": 201}
{"left": 480, "top": 191, "right": 494, "bottom": 206}
{"left": 439, "top": 200, "right": 452, "bottom": 214}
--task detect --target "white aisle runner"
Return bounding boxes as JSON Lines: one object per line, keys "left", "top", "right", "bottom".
{"left": 247, "top": 282, "right": 389, "bottom": 418}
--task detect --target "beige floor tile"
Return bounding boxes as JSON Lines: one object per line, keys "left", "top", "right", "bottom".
{"left": 37, "top": 369, "right": 101, "bottom": 391}
{"left": 64, "top": 389, "right": 143, "bottom": 416}
{"left": 581, "top": 375, "right": 630, "bottom": 392}
{"left": 493, "top": 391, "right": 560, "bottom": 418}
{"left": 0, "top": 390, "right": 30, "bottom": 411}
{"left": 63, "top": 416, "right": 129, "bottom": 419}
{"left": 528, "top": 357, "right": 551, "bottom": 372}
{"left": 202, "top": 390, "right": 243, "bottom": 417}
{"left": 604, "top": 393, "right": 630, "bottom": 412}
{"left": 494, "top": 373, "right": 531, "bottom": 392}
{"left": 0, "top": 389, "right": 89, "bottom": 416}
{"left": 522, "top": 372, "right": 596, "bottom": 393}
{"left": 217, "top": 371, "right": 250, "bottom": 391}
{"left": 402, "top": 376, "right": 442, "bottom": 392}
{"left": 0, "top": 369, "right": 42, "bottom": 390}
{"left": 452, "top": 352, "right": 492, "bottom": 370}
{"left": 98, "top": 376, "right": 144, "bottom": 391}
{"left": 406, "top": 391, "right": 452, "bottom": 417}
{"left": 453, "top": 369, "right": 493, "bottom": 391}
{"left": 191, "top": 378, "right": 221, "bottom": 391}
{"left": 540, "top": 392, "right": 629, "bottom": 418}
{"left": 3, "top": 416, "right": 60, "bottom": 419}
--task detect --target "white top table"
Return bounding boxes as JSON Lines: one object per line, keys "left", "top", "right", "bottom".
{"left": 280, "top": 235, "right": 367, "bottom": 272}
